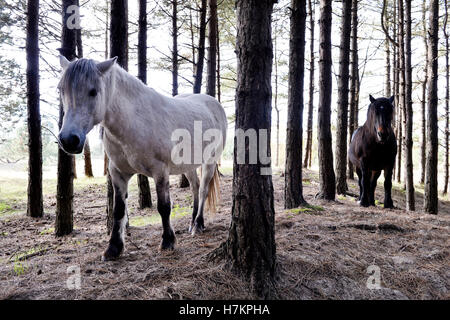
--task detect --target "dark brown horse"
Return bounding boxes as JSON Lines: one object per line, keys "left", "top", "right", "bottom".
{"left": 349, "top": 95, "right": 397, "bottom": 208}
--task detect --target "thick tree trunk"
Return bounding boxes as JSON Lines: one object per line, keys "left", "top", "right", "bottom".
{"left": 403, "top": 0, "right": 415, "bottom": 210}
{"left": 424, "top": 0, "right": 439, "bottom": 214}
{"left": 348, "top": 0, "right": 358, "bottom": 180}
{"left": 55, "top": 0, "right": 77, "bottom": 236}
{"left": 193, "top": 0, "right": 207, "bottom": 94}
{"left": 335, "top": 0, "right": 352, "bottom": 195}
{"left": 219, "top": 0, "right": 276, "bottom": 298}
{"left": 285, "top": 0, "right": 307, "bottom": 209}
{"left": 137, "top": 0, "right": 152, "bottom": 209}
{"left": 107, "top": 0, "right": 128, "bottom": 234}
{"left": 443, "top": 0, "right": 449, "bottom": 194}
{"left": 206, "top": 0, "right": 217, "bottom": 97}
{"left": 26, "top": 0, "right": 43, "bottom": 218}
{"left": 303, "top": 0, "right": 314, "bottom": 168}
{"left": 317, "top": 0, "right": 335, "bottom": 200}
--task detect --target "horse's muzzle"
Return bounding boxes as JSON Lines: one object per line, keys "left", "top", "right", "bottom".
{"left": 59, "top": 132, "right": 84, "bottom": 154}
{"left": 377, "top": 130, "right": 389, "bottom": 143}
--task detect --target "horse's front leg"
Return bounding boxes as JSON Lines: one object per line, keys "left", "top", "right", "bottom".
{"left": 360, "top": 163, "right": 370, "bottom": 207}
{"left": 369, "top": 171, "right": 381, "bottom": 206}
{"left": 103, "top": 165, "right": 132, "bottom": 261}
{"left": 383, "top": 167, "right": 394, "bottom": 209}
{"left": 155, "top": 175, "right": 176, "bottom": 250}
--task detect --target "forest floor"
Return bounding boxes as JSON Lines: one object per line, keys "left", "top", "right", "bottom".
{"left": 0, "top": 168, "right": 449, "bottom": 300}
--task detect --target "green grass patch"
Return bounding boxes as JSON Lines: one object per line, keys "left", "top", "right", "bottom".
{"left": 130, "top": 204, "right": 191, "bottom": 227}
{"left": 288, "top": 204, "right": 325, "bottom": 216}
{"left": 39, "top": 227, "right": 55, "bottom": 235}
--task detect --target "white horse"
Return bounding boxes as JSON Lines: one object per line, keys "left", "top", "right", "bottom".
{"left": 57, "top": 56, "right": 227, "bottom": 260}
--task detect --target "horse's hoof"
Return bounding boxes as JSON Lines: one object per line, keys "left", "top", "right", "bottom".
{"left": 384, "top": 203, "right": 394, "bottom": 209}
{"left": 191, "top": 223, "right": 205, "bottom": 236}
{"left": 360, "top": 201, "right": 370, "bottom": 208}
{"left": 160, "top": 235, "right": 176, "bottom": 251}
{"left": 102, "top": 242, "right": 123, "bottom": 261}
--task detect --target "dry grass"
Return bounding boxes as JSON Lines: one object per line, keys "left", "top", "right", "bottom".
{"left": 0, "top": 169, "right": 448, "bottom": 300}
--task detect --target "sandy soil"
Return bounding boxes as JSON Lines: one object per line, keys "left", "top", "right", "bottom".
{"left": 0, "top": 169, "right": 449, "bottom": 300}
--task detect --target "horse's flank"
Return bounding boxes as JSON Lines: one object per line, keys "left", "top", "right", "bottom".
{"left": 99, "top": 63, "right": 227, "bottom": 178}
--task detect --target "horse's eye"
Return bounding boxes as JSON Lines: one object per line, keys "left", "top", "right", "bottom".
{"left": 89, "top": 89, "right": 97, "bottom": 97}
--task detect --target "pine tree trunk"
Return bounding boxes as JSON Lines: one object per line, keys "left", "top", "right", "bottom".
{"left": 348, "top": 0, "right": 358, "bottom": 180}
{"left": 172, "top": 0, "right": 178, "bottom": 97}
{"left": 216, "top": 25, "right": 221, "bottom": 102}
{"left": 206, "top": 0, "right": 217, "bottom": 97}
{"left": 75, "top": 22, "right": 94, "bottom": 179}
{"left": 193, "top": 0, "right": 207, "bottom": 94}
{"left": 83, "top": 138, "right": 94, "bottom": 177}
{"left": 26, "top": 0, "right": 43, "bottom": 218}
{"left": 404, "top": 0, "right": 415, "bottom": 210}
{"left": 219, "top": 0, "right": 276, "bottom": 298}
{"left": 303, "top": 0, "right": 315, "bottom": 169}
{"left": 396, "top": 0, "right": 403, "bottom": 184}
{"left": 317, "top": 0, "right": 335, "bottom": 200}
{"left": 443, "top": 0, "right": 449, "bottom": 194}
{"left": 55, "top": 0, "right": 77, "bottom": 236}
{"left": 424, "top": 0, "right": 439, "bottom": 214}
{"left": 285, "top": 0, "right": 307, "bottom": 209}
{"left": 274, "top": 27, "right": 280, "bottom": 168}
{"left": 136, "top": 0, "right": 152, "bottom": 209}
{"left": 335, "top": 0, "right": 352, "bottom": 195}
{"left": 107, "top": 0, "right": 128, "bottom": 234}
{"left": 420, "top": 0, "right": 428, "bottom": 185}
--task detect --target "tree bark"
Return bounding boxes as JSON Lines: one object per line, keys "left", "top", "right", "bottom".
{"left": 403, "top": 0, "right": 415, "bottom": 210}
{"left": 193, "top": 0, "right": 207, "bottom": 94}
{"left": 55, "top": 0, "right": 77, "bottom": 236}
{"left": 26, "top": 0, "right": 43, "bottom": 218}
{"left": 285, "top": 0, "right": 307, "bottom": 209}
{"left": 137, "top": 0, "right": 152, "bottom": 209}
{"left": 443, "top": 0, "right": 449, "bottom": 194}
{"left": 424, "top": 0, "right": 439, "bottom": 214}
{"left": 396, "top": 0, "right": 403, "bottom": 183}
{"left": 107, "top": 0, "right": 128, "bottom": 234}
{"left": 304, "top": 0, "right": 315, "bottom": 169}
{"left": 317, "top": 0, "right": 335, "bottom": 200}
{"left": 206, "top": 0, "right": 217, "bottom": 97}
{"left": 219, "top": 0, "right": 276, "bottom": 298}
{"left": 335, "top": 0, "right": 352, "bottom": 195}
{"left": 172, "top": 0, "right": 178, "bottom": 97}
{"left": 348, "top": 0, "right": 358, "bottom": 180}
{"left": 83, "top": 138, "right": 94, "bottom": 177}
{"left": 420, "top": 0, "right": 428, "bottom": 185}
{"left": 75, "top": 24, "right": 94, "bottom": 179}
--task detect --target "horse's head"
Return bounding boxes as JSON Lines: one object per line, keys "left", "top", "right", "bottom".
{"left": 57, "top": 56, "right": 117, "bottom": 154}
{"left": 368, "top": 95, "right": 394, "bottom": 144}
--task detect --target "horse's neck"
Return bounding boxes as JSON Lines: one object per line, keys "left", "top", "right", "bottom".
{"left": 102, "top": 66, "right": 163, "bottom": 138}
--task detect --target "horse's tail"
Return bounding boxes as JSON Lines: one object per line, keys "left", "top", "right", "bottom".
{"left": 206, "top": 165, "right": 220, "bottom": 214}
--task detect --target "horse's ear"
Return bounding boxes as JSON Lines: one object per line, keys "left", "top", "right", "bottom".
{"left": 369, "top": 95, "right": 376, "bottom": 103}
{"left": 97, "top": 57, "right": 117, "bottom": 74}
{"left": 59, "top": 55, "right": 70, "bottom": 71}
{"left": 389, "top": 95, "right": 395, "bottom": 104}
